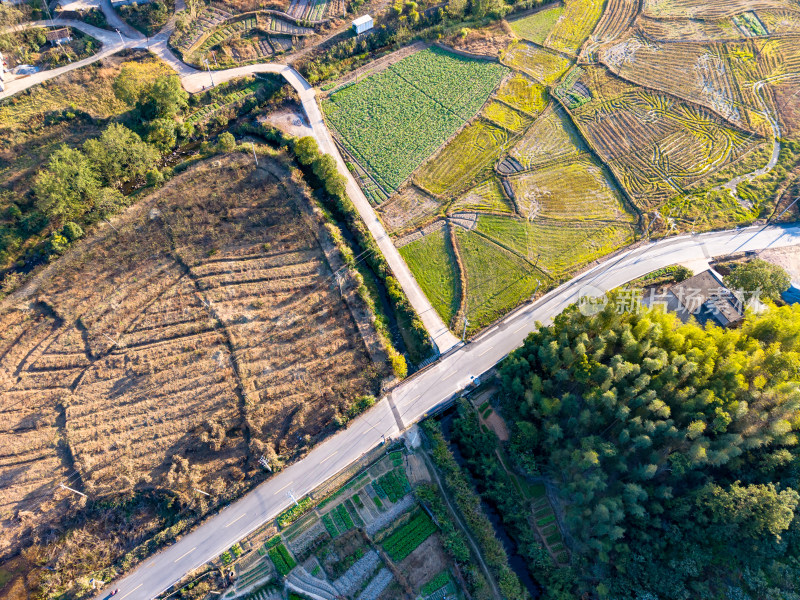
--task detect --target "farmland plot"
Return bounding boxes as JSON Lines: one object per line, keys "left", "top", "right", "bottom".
{"left": 495, "top": 73, "right": 549, "bottom": 115}
{"left": 322, "top": 47, "right": 508, "bottom": 193}
{"left": 455, "top": 228, "right": 543, "bottom": 332}
{"left": 415, "top": 119, "right": 515, "bottom": 197}
{"left": 508, "top": 104, "right": 588, "bottom": 171}
{"left": 641, "top": 0, "right": 793, "bottom": 19}
{"left": 502, "top": 41, "right": 573, "bottom": 85}
{"left": 483, "top": 100, "right": 536, "bottom": 133}
{"left": 509, "top": 5, "right": 565, "bottom": 44}
{"left": 399, "top": 229, "right": 461, "bottom": 326}
{"left": 636, "top": 17, "right": 747, "bottom": 42}
{"left": 543, "top": 0, "right": 606, "bottom": 55}
{"left": 600, "top": 39, "right": 747, "bottom": 125}
{"left": 590, "top": 0, "right": 639, "bottom": 45}
{"left": 759, "top": 10, "right": 800, "bottom": 36}
{"left": 508, "top": 157, "right": 634, "bottom": 223}
{"left": 475, "top": 215, "right": 635, "bottom": 277}
{"left": 0, "top": 154, "right": 380, "bottom": 565}
{"left": 451, "top": 178, "right": 514, "bottom": 213}
{"left": 571, "top": 66, "right": 766, "bottom": 208}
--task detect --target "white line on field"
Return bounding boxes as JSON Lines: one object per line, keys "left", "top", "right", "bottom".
{"left": 174, "top": 547, "right": 197, "bottom": 563}
{"left": 120, "top": 584, "right": 143, "bottom": 599}
{"left": 225, "top": 514, "right": 247, "bottom": 527}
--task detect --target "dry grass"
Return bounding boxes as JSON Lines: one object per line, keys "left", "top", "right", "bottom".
{"left": 0, "top": 153, "right": 379, "bottom": 592}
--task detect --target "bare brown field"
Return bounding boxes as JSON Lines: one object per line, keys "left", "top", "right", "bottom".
{"left": 0, "top": 153, "right": 381, "bottom": 589}
{"left": 570, "top": 66, "right": 766, "bottom": 208}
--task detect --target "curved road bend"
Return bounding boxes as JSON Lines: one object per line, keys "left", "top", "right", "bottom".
{"left": 93, "top": 222, "right": 800, "bottom": 600}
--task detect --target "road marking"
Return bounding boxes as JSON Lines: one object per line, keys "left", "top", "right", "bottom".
{"left": 120, "top": 584, "right": 143, "bottom": 599}
{"left": 173, "top": 547, "right": 196, "bottom": 563}
{"left": 225, "top": 513, "right": 247, "bottom": 527}
{"left": 441, "top": 371, "right": 456, "bottom": 381}
{"left": 513, "top": 323, "right": 528, "bottom": 333}
{"left": 478, "top": 346, "right": 494, "bottom": 356}
{"left": 273, "top": 481, "right": 293, "bottom": 495}
{"left": 320, "top": 450, "right": 338, "bottom": 464}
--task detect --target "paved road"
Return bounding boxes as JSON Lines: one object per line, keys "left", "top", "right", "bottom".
{"left": 93, "top": 222, "right": 800, "bottom": 600}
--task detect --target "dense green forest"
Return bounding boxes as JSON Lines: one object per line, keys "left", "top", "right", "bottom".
{"left": 452, "top": 301, "right": 800, "bottom": 600}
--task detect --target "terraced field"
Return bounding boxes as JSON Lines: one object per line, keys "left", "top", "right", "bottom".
{"left": 322, "top": 47, "right": 508, "bottom": 193}
{"left": 502, "top": 42, "right": 573, "bottom": 85}
{"left": 0, "top": 154, "right": 381, "bottom": 560}
{"left": 415, "top": 120, "right": 515, "bottom": 197}
{"left": 399, "top": 228, "right": 461, "bottom": 327}
{"left": 543, "top": 0, "right": 605, "bottom": 55}
{"left": 509, "top": 5, "right": 566, "bottom": 44}
{"left": 351, "top": 0, "right": 799, "bottom": 336}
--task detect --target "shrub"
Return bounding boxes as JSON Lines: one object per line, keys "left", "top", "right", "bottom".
{"left": 268, "top": 543, "right": 297, "bottom": 576}
{"left": 146, "top": 168, "right": 165, "bottom": 187}
{"left": 61, "top": 222, "right": 83, "bottom": 242}
{"left": 217, "top": 132, "right": 236, "bottom": 153}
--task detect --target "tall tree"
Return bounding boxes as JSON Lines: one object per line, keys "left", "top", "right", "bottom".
{"left": 83, "top": 124, "right": 160, "bottom": 187}
{"left": 33, "top": 146, "right": 101, "bottom": 223}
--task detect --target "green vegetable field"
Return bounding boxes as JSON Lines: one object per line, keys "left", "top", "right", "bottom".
{"left": 322, "top": 47, "right": 508, "bottom": 193}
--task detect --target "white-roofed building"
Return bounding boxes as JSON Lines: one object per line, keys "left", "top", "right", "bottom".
{"left": 352, "top": 14, "right": 373, "bottom": 34}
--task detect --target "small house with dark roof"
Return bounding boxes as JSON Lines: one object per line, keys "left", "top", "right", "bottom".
{"left": 45, "top": 28, "right": 72, "bottom": 45}
{"left": 646, "top": 269, "right": 745, "bottom": 328}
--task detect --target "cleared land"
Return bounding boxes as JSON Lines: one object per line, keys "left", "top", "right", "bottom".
{"left": 322, "top": 47, "right": 508, "bottom": 192}
{"left": 0, "top": 154, "right": 381, "bottom": 577}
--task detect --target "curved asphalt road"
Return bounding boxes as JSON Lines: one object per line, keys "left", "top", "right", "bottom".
{"left": 91, "top": 222, "right": 800, "bottom": 600}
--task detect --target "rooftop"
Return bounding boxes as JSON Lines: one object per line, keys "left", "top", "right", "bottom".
{"left": 352, "top": 14, "right": 373, "bottom": 26}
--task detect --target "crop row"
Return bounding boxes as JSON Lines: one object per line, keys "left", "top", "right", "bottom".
{"left": 382, "top": 511, "right": 437, "bottom": 561}
{"left": 268, "top": 543, "right": 297, "bottom": 576}
{"left": 277, "top": 496, "right": 314, "bottom": 527}
{"left": 323, "top": 47, "right": 507, "bottom": 192}
{"left": 373, "top": 469, "right": 410, "bottom": 503}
